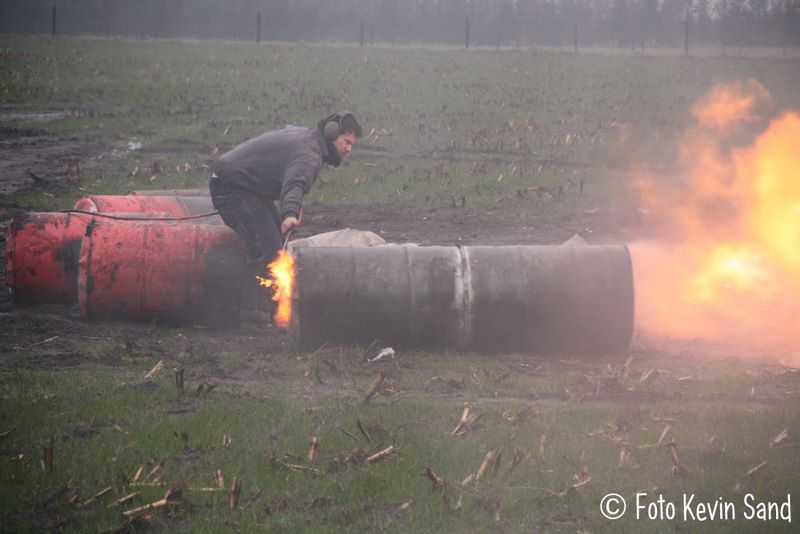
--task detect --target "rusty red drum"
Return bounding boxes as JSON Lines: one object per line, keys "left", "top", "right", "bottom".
{"left": 5, "top": 212, "right": 176, "bottom": 304}
{"left": 74, "top": 194, "right": 220, "bottom": 223}
{"left": 77, "top": 218, "right": 246, "bottom": 326}
{"left": 4, "top": 212, "right": 90, "bottom": 303}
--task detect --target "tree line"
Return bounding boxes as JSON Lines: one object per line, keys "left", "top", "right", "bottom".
{"left": 1, "top": 0, "right": 798, "bottom": 49}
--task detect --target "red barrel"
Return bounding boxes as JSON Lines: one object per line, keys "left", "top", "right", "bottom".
{"left": 78, "top": 219, "right": 246, "bottom": 326}
{"left": 4, "top": 212, "right": 178, "bottom": 303}
{"left": 74, "top": 194, "right": 220, "bottom": 224}
{"left": 5, "top": 212, "right": 89, "bottom": 303}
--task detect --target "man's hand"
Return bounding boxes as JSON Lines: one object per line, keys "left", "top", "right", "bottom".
{"left": 281, "top": 215, "right": 300, "bottom": 236}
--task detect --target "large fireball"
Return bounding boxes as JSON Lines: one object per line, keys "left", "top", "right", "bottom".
{"left": 629, "top": 80, "right": 800, "bottom": 352}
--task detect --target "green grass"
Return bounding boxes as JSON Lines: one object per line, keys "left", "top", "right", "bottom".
{"left": 3, "top": 36, "right": 799, "bottom": 216}
{"left": 1, "top": 314, "right": 799, "bottom": 532}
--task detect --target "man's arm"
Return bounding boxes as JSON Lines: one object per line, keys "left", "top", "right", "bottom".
{"left": 279, "top": 154, "right": 321, "bottom": 234}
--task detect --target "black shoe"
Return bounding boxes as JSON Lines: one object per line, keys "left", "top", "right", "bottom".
{"left": 239, "top": 310, "right": 274, "bottom": 334}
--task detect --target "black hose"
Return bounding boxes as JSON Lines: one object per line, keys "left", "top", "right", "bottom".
{"left": 60, "top": 209, "right": 220, "bottom": 222}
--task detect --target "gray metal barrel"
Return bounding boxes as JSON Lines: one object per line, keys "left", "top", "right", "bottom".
{"left": 291, "top": 244, "right": 634, "bottom": 354}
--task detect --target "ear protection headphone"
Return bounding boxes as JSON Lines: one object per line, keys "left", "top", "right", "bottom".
{"left": 323, "top": 111, "right": 353, "bottom": 141}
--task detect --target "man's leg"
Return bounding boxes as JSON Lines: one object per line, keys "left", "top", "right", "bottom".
{"left": 210, "top": 180, "right": 281, "bottom": 322}
{"left": 235, "top": 194, "right": 283, "bottom": 316}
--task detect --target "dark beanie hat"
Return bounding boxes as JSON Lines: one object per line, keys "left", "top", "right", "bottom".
{"left": 340, "top": 114, "right": 362, "bottom": 137}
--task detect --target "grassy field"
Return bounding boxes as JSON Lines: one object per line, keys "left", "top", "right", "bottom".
{"left": 1, "top": 36, "right": 800, "bottom": 532}
{"left": 2, "top": 315, "right": 799, "bottom": 532}
{"left": 3, "top": 36, "right": 800, "bottom": 214}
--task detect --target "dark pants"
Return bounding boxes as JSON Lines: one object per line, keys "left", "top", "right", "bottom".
{"left": 209, "top": 176, "right": 282, "bottom": 314}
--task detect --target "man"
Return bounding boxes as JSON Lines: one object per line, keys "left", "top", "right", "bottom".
{"left": 209, "top": 111, "right": 362, "bottom": 329}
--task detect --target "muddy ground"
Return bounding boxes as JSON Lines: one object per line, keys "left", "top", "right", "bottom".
{"left": 0, "top": 124, "right": 104, "bottom": 197}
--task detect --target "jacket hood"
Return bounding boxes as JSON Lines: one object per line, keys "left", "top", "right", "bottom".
{"left": 316, "top": 126, "right": 342, "bottom": 167}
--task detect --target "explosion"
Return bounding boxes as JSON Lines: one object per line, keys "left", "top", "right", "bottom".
{"left": 257, "top": 249, "right": 296, "bottom": 328}
{"left": 629, "top": 80, "right": 800, "bottom": 353}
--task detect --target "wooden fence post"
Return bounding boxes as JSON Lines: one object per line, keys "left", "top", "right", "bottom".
{"left": 684, "top": 17, "right": 689, "bottom": 55}
{"left": 574, "top": 23, "right": 578, "bottom": 53}
{"left": 43, "top": 437, "right": 54, "bottom": 473}
{"left": 175, "top": 368, "right": 184, "bottom": 392}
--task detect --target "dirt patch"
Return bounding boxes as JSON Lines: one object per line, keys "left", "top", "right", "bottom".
{"left": 301, "top": 201, "right": 631, "bottom": 247}
{"left": 16, "top": 351, "right": 85, "bottom": 369}
{"left": 0, "top": 127, "right": 103, "bottom": 196}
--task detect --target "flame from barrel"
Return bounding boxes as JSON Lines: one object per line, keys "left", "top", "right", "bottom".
{"left": 256, "top": 249, "right": 295, "bottom": 328}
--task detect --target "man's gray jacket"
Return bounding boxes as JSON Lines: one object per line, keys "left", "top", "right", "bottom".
{"left": 212, "top": 125, "right": 330, "bottom": 220}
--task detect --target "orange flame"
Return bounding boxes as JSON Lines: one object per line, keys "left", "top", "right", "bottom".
{"left": 630, "top": 80, "right": 800, "bottom": 352}
{"left": 256, "top": 249, "right": 295, "bottom": 328}
{"left": 690, "top": 79, "right": 771, "bottom": 130}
